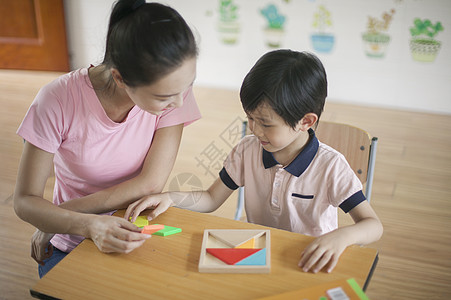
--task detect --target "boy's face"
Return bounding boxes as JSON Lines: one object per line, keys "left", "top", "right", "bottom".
{"left": 246, "top": 102, "right": 310, "bottom": 157}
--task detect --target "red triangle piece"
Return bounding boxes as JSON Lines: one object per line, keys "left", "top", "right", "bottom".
{"left": 206, "top": 248, "right": 262, "bottom": 265}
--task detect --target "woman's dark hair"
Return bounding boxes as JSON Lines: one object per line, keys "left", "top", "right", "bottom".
{"left": 102, "top": 0, "right": 197, "bottom": 87}
{"left": 240, "top": 50, "right": 327, "bottom": 129}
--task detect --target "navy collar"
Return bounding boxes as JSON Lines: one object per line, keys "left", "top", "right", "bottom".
{"left": 262, "top": 128, "right": 319, "bottom": 177}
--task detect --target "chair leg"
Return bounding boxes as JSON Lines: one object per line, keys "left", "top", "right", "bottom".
{"left": 365, "top": 137, "right": 378, "bottom": 202}
{"left": 234, "top": 186, "right": 245, "bottom": 220}
{"left": 234, "top": 120, "right": 248, "bottom": 220}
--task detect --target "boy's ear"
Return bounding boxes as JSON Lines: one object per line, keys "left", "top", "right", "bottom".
{"left": 111, "top": 68, "right": 126, "bottom": 89}
{"left": 297, "top": 113, "right": 318, "bottom": 132}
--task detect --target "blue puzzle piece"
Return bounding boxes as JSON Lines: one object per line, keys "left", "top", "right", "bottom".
{"left": 235, "top": 248, "right": 266, "bottom": 265}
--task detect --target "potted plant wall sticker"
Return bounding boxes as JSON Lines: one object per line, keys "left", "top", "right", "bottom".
{"left": 261, "top": 4, "right": 286, "bottom": 48}
{"left": 409, "top": 18, "right": 444, "bottom": 62}
{"left": 362, "top": 9, "right": 395, "bottom": 58}
{"left": 218, "top": 0, "right": 240, "bottom": 44}
{"left": 311, "top": 5, "right": 335, "bottom": 53}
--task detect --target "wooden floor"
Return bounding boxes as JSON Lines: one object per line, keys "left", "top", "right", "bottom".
{"left": 1, "top": 69, "right": 450, "bottom": 299}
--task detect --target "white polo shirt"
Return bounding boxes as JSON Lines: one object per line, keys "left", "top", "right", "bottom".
{"left": 220, "top": 129, "right": 365, "bottom": 237}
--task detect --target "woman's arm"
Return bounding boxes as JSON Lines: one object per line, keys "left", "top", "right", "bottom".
{"left": 16, "top": 124, "right": 184, "bottom": 263}
{"left": 13, "top": 142, "right": 148, "bottom": 259}
{"left": 14, "top": 141, "right": 82, "bottom": 232}
{"left": 59, "top": 124, "right": 184, "bottom": 214}
{"left": 124, "top": 177, "right": 234, "bottom": 222}
{"left": 298, "top": 200, "right": 383, "bottom": 273}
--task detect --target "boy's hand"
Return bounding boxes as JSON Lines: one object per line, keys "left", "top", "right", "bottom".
{"left": 124, "top": 193, "right": 174, "bottom": 223}
{"left": 298, "top": 230, "right": 348, "bottom": 273}
{"left": 298, "top": 202, "right": 383, "bottom": 274}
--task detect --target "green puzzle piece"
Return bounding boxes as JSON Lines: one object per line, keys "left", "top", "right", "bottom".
{"left": 152, "top": 224, "right": 182, "bottom": 236}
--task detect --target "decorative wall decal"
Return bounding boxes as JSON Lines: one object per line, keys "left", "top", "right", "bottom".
{"left": 260, "top": 4, "right": 286, "bottom": 48}
{"left": 218, "top": 0, "right": 240, "bottom": 44}
{"left": 409, "top": 18, "right": 444, "bottom": 62}
{"left": 310, "top": 5, "right": 335, "bottom": 53}
{"left": 362, "top": 9, "right": 395, "bottom": 58}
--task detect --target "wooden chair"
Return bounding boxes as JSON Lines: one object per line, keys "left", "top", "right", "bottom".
{"left": 234, "top": 121, "right": 378, "bottom": 221}
{"left": 315, "top": 121, "right": 378, "bottom": 203}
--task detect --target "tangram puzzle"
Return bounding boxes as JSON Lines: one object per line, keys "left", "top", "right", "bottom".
{"left": 198, "top": 229, "right": 271, "bottom": 273}
{"left": 132, "top": 216, "right": 182, "bottom": 236}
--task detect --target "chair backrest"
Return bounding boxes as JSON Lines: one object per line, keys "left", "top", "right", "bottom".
{"left": 315, "top": 121, "right": 378, "bottom": 203}
{"left": 315, "top": 121, "right": 371, "bottom": 184}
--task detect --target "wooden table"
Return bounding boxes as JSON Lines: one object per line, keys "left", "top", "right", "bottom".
{"left": 30, "top": 207, "right": 378, "bottom": 300}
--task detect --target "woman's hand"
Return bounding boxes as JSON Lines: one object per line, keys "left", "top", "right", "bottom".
{"left": 31, "top": 229, "right": 55, "bottom": 265}
{"left": 124, "top": 193, "right": 174, "bottom": 223}
{"left": 298, "top": 230, "right": 349, "bottom": 273}
{"left": 87, "top": 215, "right": 151, "bottom": 254}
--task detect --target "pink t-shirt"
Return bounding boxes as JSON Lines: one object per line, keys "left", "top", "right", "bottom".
{"left": 17, "top": 68, "right": 201, "bottom": 252}
{"left": 220, "top": 130, "right": 365, "bottom": 237}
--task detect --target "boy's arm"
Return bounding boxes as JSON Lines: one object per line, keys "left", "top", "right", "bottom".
{"left": 298, "top": 200, "right": 383, "bottom": 273}
{"left": 124, "top": 177, "right": 235, "bottom": 222}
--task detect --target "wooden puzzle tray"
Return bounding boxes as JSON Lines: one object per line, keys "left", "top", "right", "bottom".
{"left": 198, "top": 229, "right": 271, "bottom": 273}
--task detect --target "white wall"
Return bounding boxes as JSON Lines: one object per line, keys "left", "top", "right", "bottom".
{"left": 64, "top": 0, "right": 451, "bottom": 114}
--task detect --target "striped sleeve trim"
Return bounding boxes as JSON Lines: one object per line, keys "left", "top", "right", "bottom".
{"left": 339, "top": 191, "right": 366, "bottom": 213}
{"left": 219, "top": 167, "right": 239, "bottom": 190}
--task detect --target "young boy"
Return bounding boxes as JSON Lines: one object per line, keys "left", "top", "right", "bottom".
{"left": 124, "top": 50, "right": 383, "bottom": 273}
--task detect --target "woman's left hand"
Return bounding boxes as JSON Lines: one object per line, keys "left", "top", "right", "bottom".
{"left": 31, "top": 229, "right": 55, "bottom": 266}
{"left": 298, "top": 231, "right": 348, "bottom": 273}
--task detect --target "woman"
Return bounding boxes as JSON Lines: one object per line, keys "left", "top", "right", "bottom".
{"left": 14, "top": 0, "right": 200, "bottom": 277}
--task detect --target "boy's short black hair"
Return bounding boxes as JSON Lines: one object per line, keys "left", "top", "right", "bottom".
{"left": 240, "top": 50, "right": 327, "bottom": 129}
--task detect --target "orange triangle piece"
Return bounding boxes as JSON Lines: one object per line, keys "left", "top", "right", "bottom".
{"left": 235, "top": 238, "right": 255, "bottom": 249}
{"left": 141, "top": 224, "right": 165, "bottom": 235}
{"left": 206, "top": 248, "right": 261, "bottom": 265}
